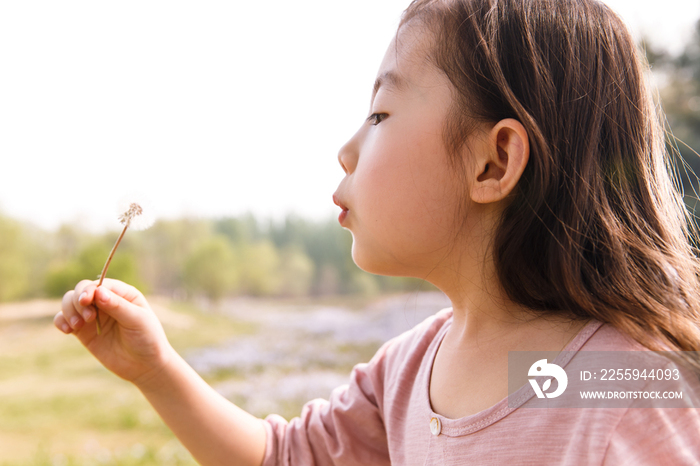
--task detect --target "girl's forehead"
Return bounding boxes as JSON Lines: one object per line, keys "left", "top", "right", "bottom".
{"left": 376, "top": 27, "right": 440, "bottom": 90}
{"left": 395, "top": 25, "right": 434, "bottom": 66}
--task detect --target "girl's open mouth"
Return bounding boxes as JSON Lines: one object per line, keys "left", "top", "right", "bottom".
{"left": 333, "top": 195, "right": 350, "bottom": 225}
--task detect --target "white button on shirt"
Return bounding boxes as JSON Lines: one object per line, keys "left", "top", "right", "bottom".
{"left": 430, "top": 417, "right": 441, "bottom": 436}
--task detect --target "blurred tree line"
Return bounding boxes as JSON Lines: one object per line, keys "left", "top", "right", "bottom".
{"left": 645, "top": 20, "right": 700, "bottom": 204}
{"left": 1, "top": 21, "right": 700, "bottom": 304}
{"left": 0, "top": 213, "right": 434, "bottom": 303}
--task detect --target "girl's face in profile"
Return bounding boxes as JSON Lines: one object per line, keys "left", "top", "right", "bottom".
{"left": 334, "top": 27, "right": 488, "bottom": 278}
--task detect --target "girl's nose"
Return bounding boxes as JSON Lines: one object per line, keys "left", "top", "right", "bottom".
{"left": 337, "top": 129, "right": 360, "bottom": 175}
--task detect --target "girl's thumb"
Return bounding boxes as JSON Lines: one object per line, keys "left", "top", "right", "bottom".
{"left": 95, "top": 286, "right": 144, "bottom": 328}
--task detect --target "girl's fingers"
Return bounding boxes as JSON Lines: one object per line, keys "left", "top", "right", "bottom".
{"left": 68, "top": 280, "right": 102, "bottom": 325}
{"left": 73, "top": 280, "right": 98, "bottom": 311}
{"left": 100, "top": 278, "right": 149, "bottom": 309}
{"left": 57, "top": 278, "right": 150, "bottom": 334}
{"left": 93, "top": 286, "right": 147, "bottom": 329}
{"left": 61, "top": 290, "right": 85, "bottom": 331}
{"left": 53, "top": 312, "right": 73, "bottom": 334}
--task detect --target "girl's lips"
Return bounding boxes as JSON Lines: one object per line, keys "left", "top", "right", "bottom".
{"left": 332, "top": 194, "right": 350, "bottom": 225}
{"left": 332, "top": 194, "right": 349, "bottom": 211}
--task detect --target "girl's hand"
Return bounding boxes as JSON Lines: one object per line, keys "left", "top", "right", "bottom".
{"left": 53, "top": 278, "right": 175, "bottom": 387}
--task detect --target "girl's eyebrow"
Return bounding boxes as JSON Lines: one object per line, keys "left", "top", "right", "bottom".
{"left": 371, "top": 70, "right": 405, "bottom": 103}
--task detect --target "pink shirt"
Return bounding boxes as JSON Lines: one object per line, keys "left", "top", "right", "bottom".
{"left": 262, "top": 308, "right": 700, "bottom": 465}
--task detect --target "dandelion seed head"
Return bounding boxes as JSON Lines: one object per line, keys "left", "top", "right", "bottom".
{"left": 116, "top": 193, "right": 155, "bottom": 231}
{"left": 119, "top": 202, "right": 143, "bottom": 227}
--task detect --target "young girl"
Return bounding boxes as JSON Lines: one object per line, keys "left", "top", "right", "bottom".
{"left": 54, "top": 0, "right": 700, "bottom": 464}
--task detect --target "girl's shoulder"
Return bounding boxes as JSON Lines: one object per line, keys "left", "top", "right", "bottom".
{"left": 366, "top": 307, "right": 453, "bottom": 382}
{"left": 375, "top": 310, "right": 649, "bottom": 366}
{"left": 577, "top": 320, "right": 649, "bottom": 352}
{"left": 379, "top": 307, "right": 453, "bottom": 356}
{"left": 381, "top": 310, "right": 653, "bottom": 357}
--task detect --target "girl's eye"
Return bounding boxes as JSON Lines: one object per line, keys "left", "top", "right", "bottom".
{"left": 366, "top": 113, "right": 388, "bottom": 126}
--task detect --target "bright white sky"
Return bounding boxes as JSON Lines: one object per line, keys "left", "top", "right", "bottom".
{"left": 1, "top": 0, "right": 699, "bottom": 232}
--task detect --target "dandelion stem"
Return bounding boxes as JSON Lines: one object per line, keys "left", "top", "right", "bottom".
{"left": 95, "top": 223, "right": 129, "bottom": 335}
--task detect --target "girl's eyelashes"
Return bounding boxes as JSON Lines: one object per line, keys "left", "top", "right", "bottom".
{"left": 366, "top": 113, "right": 388, "bottom": 126}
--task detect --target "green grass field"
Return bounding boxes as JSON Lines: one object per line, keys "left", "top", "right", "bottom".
{"left": 0, "top": 292, "right": 442, "bottom": 465}
{"left": 0, "top": 298, "right": 255, "bottom": 466}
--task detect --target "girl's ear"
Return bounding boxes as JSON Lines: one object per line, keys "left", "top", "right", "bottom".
{"left": 469, "top": 118, "right": 529, "bottom": 204}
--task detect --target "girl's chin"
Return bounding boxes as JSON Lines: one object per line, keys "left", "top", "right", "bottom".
{"left": 351, "top": 246, "right": 413, "bottom": 278}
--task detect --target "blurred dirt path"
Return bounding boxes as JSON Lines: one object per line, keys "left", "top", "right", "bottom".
{"left": 185, "top": 292, "right": 451, "bottom": 418}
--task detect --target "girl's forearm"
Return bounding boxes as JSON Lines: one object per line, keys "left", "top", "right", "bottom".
{"left": 135, "top": 350, "right": 267, "bottom": 466}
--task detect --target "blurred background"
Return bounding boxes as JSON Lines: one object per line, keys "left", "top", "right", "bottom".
{"left": 0, "top": 0, "right": 699, "bottom": 464}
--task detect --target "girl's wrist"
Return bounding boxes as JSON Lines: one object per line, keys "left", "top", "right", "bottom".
{"left": 132, "top": 343, "right": 181, "bottom": 394}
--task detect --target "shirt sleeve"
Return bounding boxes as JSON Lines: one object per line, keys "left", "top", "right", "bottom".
{"left": 602, "top": 407, "right": 700, "bottom": 465}
{"left": 261, "top": 342, "right": 392, "bottom": 466}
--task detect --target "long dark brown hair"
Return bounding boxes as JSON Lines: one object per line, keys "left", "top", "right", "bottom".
{"left": 400, "top": 0, "right": 700, "bottom": 356}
